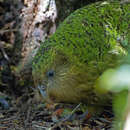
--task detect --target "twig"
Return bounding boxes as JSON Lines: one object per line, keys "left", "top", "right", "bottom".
{"left": 0, "top": 48, "right": 10, "bottom": 61}
{"left": 0, "top": 29, "right": 18, "bottom": 34}
{"left": 0, "top": 116, "right": 17, "bottom": 122}
{"left": 50, "top": 103, "right": 82, "bottom": 129}
{"left": 34, "top": 125, "right": 51, "bottom": 130}
{"left": 0, "top": 42, "right": 10, "bottom": 61}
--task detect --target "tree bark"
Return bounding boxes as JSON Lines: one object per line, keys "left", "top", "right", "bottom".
{"left": 20, "top": 0, "right": 57, "bottom": 65}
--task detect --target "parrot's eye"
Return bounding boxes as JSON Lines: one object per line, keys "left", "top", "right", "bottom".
{"left": 46, "top": 70, "right": 54, "bottom": 78}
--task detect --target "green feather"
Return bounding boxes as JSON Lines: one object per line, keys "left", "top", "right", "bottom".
{"left": 32, "top": 1, "right": 130, "bottom": 105}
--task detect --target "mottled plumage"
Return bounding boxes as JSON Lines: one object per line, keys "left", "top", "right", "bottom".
{"left": 32, "top": 1, "right": 130, "bottom": 106}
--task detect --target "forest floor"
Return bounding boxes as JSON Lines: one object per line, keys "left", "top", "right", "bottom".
{"left": 0, "top": 93, "right": 113, "bottom": 130}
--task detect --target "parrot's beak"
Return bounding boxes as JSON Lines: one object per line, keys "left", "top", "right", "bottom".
{"left": 37, "top": 85, "right": 47, "bottom": 99}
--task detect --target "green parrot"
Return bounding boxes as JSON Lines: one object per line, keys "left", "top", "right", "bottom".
{"left": 32, "top": 1, "right": 130, "bottom": 108}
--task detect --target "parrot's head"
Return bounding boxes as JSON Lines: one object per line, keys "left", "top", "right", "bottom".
{"left": 32, "top": 45, "right": 94, "bottom": 103}
{"left": 32, "top": 43, "right": 114, "bottom": 104}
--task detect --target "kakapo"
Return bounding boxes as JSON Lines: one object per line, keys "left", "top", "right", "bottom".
{"left": 32, "top": 1, "right": 130, "bottom": 106}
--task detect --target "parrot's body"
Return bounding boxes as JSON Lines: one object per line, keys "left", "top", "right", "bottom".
{"left": 32, "top": 1, "right": 130, "bottom": 107}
